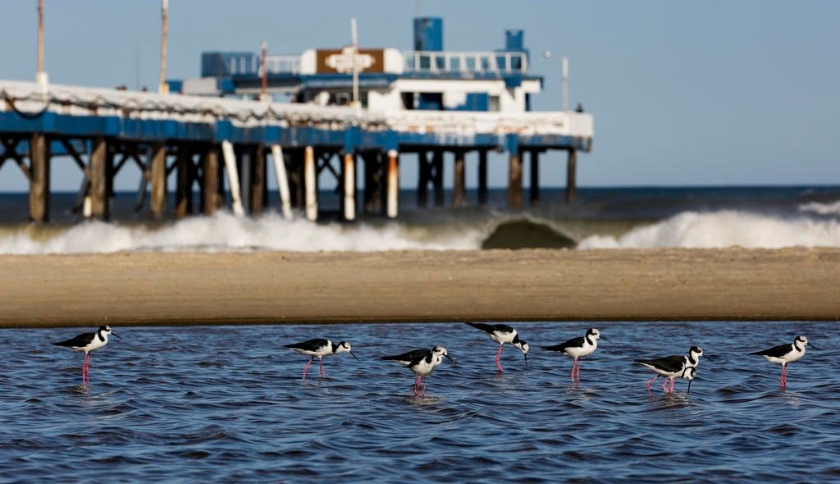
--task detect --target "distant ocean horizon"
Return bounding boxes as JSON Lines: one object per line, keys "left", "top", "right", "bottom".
{"left": 0, "top": 185, "right": 839, "bottom": 254}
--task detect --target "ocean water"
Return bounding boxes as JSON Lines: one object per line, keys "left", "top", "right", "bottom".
{"left": 2, "top": 321, "right": 838, "bottom": 483}
{"left": 1, "top": 186, "right": 840, "bottom": 254}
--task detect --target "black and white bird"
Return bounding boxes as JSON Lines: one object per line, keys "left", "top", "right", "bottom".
{"left": 465, "top": 322, "right": 529, "bottom": 372}
{"left": 751, "top": 335, "right": 817, "bottom": 389}
{"left": 635, "top": 346, "right": 706, "bottom": 394}
{"left": 541, "top": 328, "right": 607, "bottom": 382}
{"left": 54, "top": 325, "right": 121, "bottom": 383}
{"left": 284, "top": 339, "right": 358, "bottom": 381}
{"left": 679, "top": 365, "right": 698, "bottom": 395}
{"left": 381, "top": 346, "right": 455, "bottom": 397}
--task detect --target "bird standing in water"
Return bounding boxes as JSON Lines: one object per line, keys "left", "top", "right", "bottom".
{"left": 381, "top": 346, "right": 455, "bottom": 397}
{"left": 465, "top": 322, "right": 529, "bottom": 372}
{"left": 751, "top": 335, "right": 816, "bottom": 389}
{"left": 541, "top": 328, "right": 607, "bottom": 382}
{"left": 285, "top": 339, "right": 358, "bottom": 381}
{"left": 54, "top": 325, "right": 121, "bottom": 384}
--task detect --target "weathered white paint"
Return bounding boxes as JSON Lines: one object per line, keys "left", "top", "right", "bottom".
{"left": 270, "top": 144, "right": 293, "bottom": 220}
{"left": 343, "top": 152, "right": 356, "bottom": 221}
{"left": 221, "top": 140, "right": 245, "bottom": 216}
{"left": 304, "top": 146, "right": 318, "bottom": 221}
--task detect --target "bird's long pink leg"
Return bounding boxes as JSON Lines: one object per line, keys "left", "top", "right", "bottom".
{"left": 495, "top": 345, "right": 504, "bottom": 372}
{"left": 669, "top": 378, "right": 675, "bottom": 393}
{"left": 421, "top": 377, "right": 428, "bottom": 397}
{"left": 575, "top": 359, "right": 582, "bottom": 381}
{"left": 302, "top": 358, "right": 313, "bottom": 381}
{"left": 319, "top": 358, "right": 326, "bottom": 379}
{"left": 83, "top": 353, "right": 91, "bottom": 383}
{"left": 780, "top": 365, "right": 787, "bottom": 389}
{"left": 413, "top": 375, "right": 421, "bottom": 396}
{"left": 661, "top": 379, "right": 669, "bottom": 392}
{"left": 646, "top": 376, "right": 658, "bottom": 393}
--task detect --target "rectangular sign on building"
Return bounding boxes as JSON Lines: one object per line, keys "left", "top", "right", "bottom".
{"left": 315, "top": 48, "right": 386, "bottom": 74}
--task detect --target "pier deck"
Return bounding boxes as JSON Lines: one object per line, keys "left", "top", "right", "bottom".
{"left": 0, "top": 80, "right": 593, "bottom": 222}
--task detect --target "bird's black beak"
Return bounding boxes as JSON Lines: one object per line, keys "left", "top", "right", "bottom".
{"left": 704, "top": 354, "right": 714, "bottom": 362}
{"left": 112, "top": 332, "right": 123, "bottom": 340}
{"left": 808, "top": 342, "right": 819, "bottom": 350}
{"left": 687, "top": 380, "right": 692, "bottom": 395}
{"left": 524, "top": 352, "right": 529, "bottom": 368}
{"left": 349, "top": 350, "right": 359, "bottom": 361}
{"left": 601, "top": 336, "right": 611, "bottom": 343}
{"left": 445, "top": 353, "right": 457, "bottom": 364}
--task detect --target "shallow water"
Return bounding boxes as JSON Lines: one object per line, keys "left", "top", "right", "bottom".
{"left": 2, "top": 321, "right": 839, "bottom": 483}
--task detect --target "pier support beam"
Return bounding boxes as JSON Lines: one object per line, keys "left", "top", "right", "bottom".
{"left": 202, "top": 145, "right": 219, "bottom": 215}
{"left": 417, "top": 151, "right": 428, "bottom": 208}
{"left": 150, "top": 144, "right": 167, "bottom": 219}
{"left": 433, "top": 150, "right": 444, "bottom": 207}
{"left": 342, "top": 152, "right": 356, "bottom": 221}
{"left": 362, "top": 152, "right": 384, "bottom": 215}
{"left": 478, "top": 150, "right": 488, "bottom": 205}
{"left": 271, "top": 145, "right": 293, "bottom": 220}
{"left": 387, "top": 150, "right": 399, "bottom": 219}
{"left": 304, "top": 146, "right": 318, "bottom": 221}
{"left": 251, "top": 144, "right": 266, "bottom": 216}
{"left": 175, "top": 146, "right": 192, "bottom": 219}
{"left": 566, "top": 149, "right": 577, "bottom": 204}
{"left": 221, "top": 140, "right": 245, "bottom": 216}
{"left": 507, "top": 149, "right": 523, "bottom": 210}
{"left": 29, "top": 133, "right": 50, "bottom": 222}
{"left": 453, "top": 150, "right": 465, "bottom": 207}
{"left": 530, "top": 150, "right": 540, "bottom": 207}
{"left": 89, "top": 137, "right": 109, "bottom": 220}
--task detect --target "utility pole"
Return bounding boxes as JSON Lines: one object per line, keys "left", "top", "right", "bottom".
{"left": 159, "top": 0, "right": 169, "bottom": 94}
{"left": 36, "top": 0, "right": 48, "bottom": 88}
{"left": 351, "top": 18, "right": 359, "bottom": 109}
{"left": 562, "top": 57, "right": 569, "bottom": 112}
{"left": 260, "top": 40, "right": 268, "bottom": 101}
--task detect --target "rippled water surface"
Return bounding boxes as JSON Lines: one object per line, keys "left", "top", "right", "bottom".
{"left": 3, "top": 321, "right": 840, "bottom": 483}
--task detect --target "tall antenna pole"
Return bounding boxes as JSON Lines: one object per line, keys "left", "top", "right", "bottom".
{"left": 260, "top": 40, "right": 268, "bottom": 101}
{"left": 351, "top": 18, "right": 359, "bottom": 108}
{"left": 562, "top": 57, "right": 569, "bottom": 112}
{"left": 159, "top": 0, "right": 169, "bottom": 93}
{"left": 36, "top": 0, "right": 48, "bottom": 87}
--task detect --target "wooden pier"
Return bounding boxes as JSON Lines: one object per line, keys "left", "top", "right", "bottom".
{"left": 0, "top": 80, "right": 593, "bottom": 223}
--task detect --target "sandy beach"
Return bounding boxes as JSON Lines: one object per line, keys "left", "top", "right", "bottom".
{"left": 0, "top": 248, "right": 838, "bottom": 327}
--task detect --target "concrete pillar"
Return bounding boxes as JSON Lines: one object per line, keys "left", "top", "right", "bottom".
{"left": 507, "top": 149, "right": 523, "bottom": 209}
{"left": 433, "top": 150, "right": 444, "bottom": 207}
{"left": 271, "top": 144, "right": 293, "bottom": 220}
{"left": 478, "top": 150, "right": 488, "bottom": 205}
{"left": 251, "top": 144, "right": 266, "bottom": 216}
{"left": 202, "top": 145, "right": 219, "bottom": 215}
{"left": 343, "top": 152, "right": 356, "bottom": 221}
{"left": 566, "top": 149, "right": 577, "bottom": 204}
{"left": 89, "top": 137, "right": 109, "bottom": 220}
{"left": 29, "top": 133, "right": 50, "bottom": 222}
{"left": 387, "top": 150, "right": 399, "bottom": 219}
{"left": 221, "top": 140, "right": 245, "bottom": 216}
{"left": 175, "top": 146, "right": 192, "bottom": 219}
{"left": 530, "top": 150, "right": 540, "bottom": 207}
{"left": 150, "top": 144, "right": 167, "bottom": 219}
{"left": 417, "top": 151, "right": 428, "bottom": 207}
{"left": 453, "top": 150, "right": 465, "bottom": 207}
{"left": 304, "top": 146, "right": 318, "bottom": 221}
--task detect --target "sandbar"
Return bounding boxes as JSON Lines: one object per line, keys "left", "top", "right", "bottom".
{"left": 0, "top": 248, "right": 838, "bottom": 327}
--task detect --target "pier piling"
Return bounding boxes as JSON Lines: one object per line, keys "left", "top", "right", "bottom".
{"left": 387, "top": 150, "right": 399, "bottom": 219}
{"left": 507, "top": 149, "right": 523, "bottom": 209}
{"left": 453, "top": 150, "right": 465, "bottom": 207}
{"left": 28, "top": 133, "right": 50, "bottom": 222}
{"left": 530, "top": 150, "right": 540, "bottom": 207}
{"left": 566, "top": 149, "right": 577, "bottom": 203}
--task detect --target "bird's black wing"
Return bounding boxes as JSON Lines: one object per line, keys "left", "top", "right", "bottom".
{"left": 542, "top": 336, "right": 585, "bottom": 352}
{"left": 634, "top": 355, "right": 686, "bottom": 373}
{"left": 751, "top": 343, "right": 791, "bottom": 358}
{"left": 381, "top": 348, "right": 430, "bottom": 363}
{"left": 53, "top": 332, "right": 95, "bottom": 348}
{"left": 285, "top": 338, "right": 329, "bottom": 351}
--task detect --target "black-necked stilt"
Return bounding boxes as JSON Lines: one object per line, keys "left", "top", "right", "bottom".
{"left": 53, "top": 325, "right": 121, "bottom": 383}
{"left": 381, "top": 346, "right": 455, "bottom": 397}
{"left": 284, "top": 339, "right": 358, "bottom": 381}
{"left": 541, "top": 328, "right": 607, "bottom": 382}
{"left": 635, "top": 346, "right": 705, "bottom": 394}
{"left": 751, "top": 335, "right": 816, "bottom": 389}
{"left": 679, "top": 365, "right": 698, "bottom": 395}
{"left": 465, "top": 322, "right": 528, "bottom": 371}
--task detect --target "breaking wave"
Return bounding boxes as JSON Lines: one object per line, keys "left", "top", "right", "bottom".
{"left": 0, "top": 212, "right": 485, "bottom": 255}
{"left": 578, "top": 210, "right": 840, "bottom": 249}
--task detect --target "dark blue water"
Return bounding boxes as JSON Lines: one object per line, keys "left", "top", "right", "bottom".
{"left": 2, "top": 321, "right": 838, "bottom": 483}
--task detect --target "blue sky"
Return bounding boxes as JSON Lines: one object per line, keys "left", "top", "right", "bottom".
{"left": 1, "top": 0, "right": 839, "bottom": 192}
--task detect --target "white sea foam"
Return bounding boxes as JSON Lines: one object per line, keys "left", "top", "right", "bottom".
{"left": 799, "top": 200, "right": 840, "bottom": 216}
{"left": 578, "top": 211, "right": 840, "bottom": 249}
{"left": 0, "top": 212, "right": 484, "bottom": 255}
